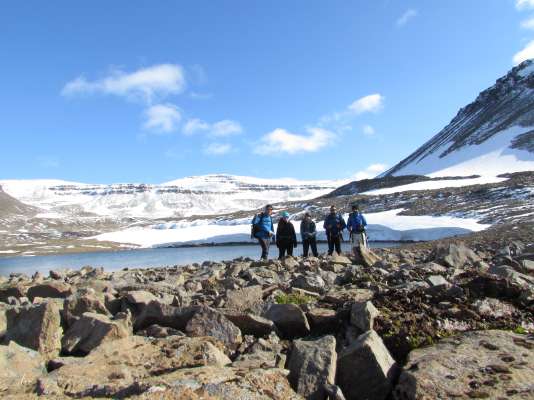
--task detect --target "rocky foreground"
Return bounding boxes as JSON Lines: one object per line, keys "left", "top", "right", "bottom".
{"left": 0, "top": 232, "right": 533, "bottom": 399}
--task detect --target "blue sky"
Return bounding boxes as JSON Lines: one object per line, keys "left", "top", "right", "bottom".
{"left": 1, "top": 0, "right": 533, "bottom": 183}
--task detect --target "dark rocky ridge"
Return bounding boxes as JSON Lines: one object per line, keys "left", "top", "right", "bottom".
{"left": 383, "top": 59, "right": 534, "bottom": 176}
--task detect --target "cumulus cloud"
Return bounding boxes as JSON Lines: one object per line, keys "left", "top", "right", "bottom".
{"left": 352, "top": 163, "right": 388, "bottom": 180}
{"left": 254, "top": 127, "right": 335, "bottom": 155}
{"left": 143, "top": 103, "right": 182, "bottom": 133}
{"left": 513, "top": 40, "right": 534, "bottom": 64}
{"left": 517, "top": 0, "right": 534, "bottom": 10}
{"left": 521, "top": 17, "right": 534, "bottom": 29}
{"left": 362, "top": 124, "right": 375, "bottom": 136}
{"left": 348, "top": 94, "right": 384, "bottom": 115}
{"left": 204, "top": 142, "right": 233, "bottom": 155}
{"left": 62, "top": 64, "right": 186, "bottom": 103}
{"left": 182, "top": 118, "right": 242, "bottom": 137}
{"left": 396, "top": 9, "right": 418, "bottom": 27}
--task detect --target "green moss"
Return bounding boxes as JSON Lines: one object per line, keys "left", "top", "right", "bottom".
{"left": 513, "top": 326, "right": 527, "bottom": 335}
{"left": 275, "top": 292, "right": 313, "bottom": 305}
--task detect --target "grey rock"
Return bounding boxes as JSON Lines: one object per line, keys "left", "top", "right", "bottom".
{"left": 393, "top": 330, "right": 534, "bottom": 400}
{"left": 133, "top": 300, "right": 200, "bottom": 331}
{"left": 185, "top": 307, "right": 242, "bottom": 352}
{"left": 337, "top": 330, "right": 398, "bottom": 400}
{"left": 292, "top": 274, "right": 326, "bottom": 294}
{"left": 264, "top": 303, "right": 311, "bottom": 339}
{"left": 432, "top": 242, "right": 481, "bottom": 268}
{"left": 63, "top": 291, "right": 110, "bottom": 327}
{"left": 27, "top": 281, "right": 73, "bottom": 301}
{"left": 288, "top": 335, "right": 337, "bottom": 400}
{"left": 350, "top": 301, "right": 379, "bottom": 331}
{"left": 0, "top": 341, "right": 46, "bottom": 395}
{"left": 222, "top": 310, "right": 274, "bottom": 337}
{"left": 225, "top": 285, "right": 263, "bottom": 314}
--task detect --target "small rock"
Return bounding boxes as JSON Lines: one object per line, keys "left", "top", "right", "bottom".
{"left": 350, "top": 301, "right": 379, "bottom": 331}
{"left": 264, "top": 303, "right": 311, "bottom": 339}
{"left": 185, "top": 307, "right": 242, "bottom": 352}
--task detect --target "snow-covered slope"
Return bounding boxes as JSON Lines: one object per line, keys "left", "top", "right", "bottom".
{"left": 0, "top": 175, "right": 346, "bottom": 219}
{"left": 383, "top": 60, "right": 534, "bottom": 177}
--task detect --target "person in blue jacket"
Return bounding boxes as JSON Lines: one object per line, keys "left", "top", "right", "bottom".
{"left": 323, "top": 205, "right": 346, "bottom": 255}
{"left": 347, "top": 203, "right": 368, "bottom": 255}
{"left": 251, "top": 204, "right": 275, "bottom": 260}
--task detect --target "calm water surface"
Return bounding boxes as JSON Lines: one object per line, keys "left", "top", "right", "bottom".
{"left": 0, "top": 242, "right": 400, "bottom": 276}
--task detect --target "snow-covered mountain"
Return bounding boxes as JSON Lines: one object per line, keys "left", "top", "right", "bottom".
{"left": 382, "top": 60, "right": 534, "bottom": 177}
{"left": 0, "top": 174, "right": 346, "bottom": 219}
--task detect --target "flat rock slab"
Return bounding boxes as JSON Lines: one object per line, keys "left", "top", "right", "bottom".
{"left": 27, "top": 282, "right": 72, "bottom": 301}
{"left": 225, "top": 285, "right": 264, "bottom": 314}
{"left": 393, "top": 330, "right": 534, "bottom": 400}
{"left": 288, "top": 335, "right": 337, "bottom": 400}
{"left": 0, "top": 341, "right": 46, "bottom": 396}
{"left": 223, "top": 310, "right": 274, "bottom": 337}
{"left": 38, "top": 335, "right": 231, "bottom": 398}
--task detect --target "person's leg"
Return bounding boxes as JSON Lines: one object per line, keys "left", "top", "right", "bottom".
{"left": 327, "top": 234, "right": 334, "bottom": 255}
{"left": 310, "top": 238, "right": 318, "bottom": 257}
{"left": 334, "top": 236, "right": 341, "bottom": 255}
{"left": 259, "top": 238, "right": 269, "bottom": 260}
{"left": 278, "top": 245, "right": 285, "bottom": 259}
{"left": 287, "top": 244, "right": 293, "bottom": 256}
{"left": 303, "top": 239, "right": 309, "bottom": 257}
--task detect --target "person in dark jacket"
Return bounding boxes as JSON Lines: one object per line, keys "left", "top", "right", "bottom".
{"left": 251, "top": 204, "right": 275, "bottom": 260}
{"left": 347, "top": 204, "right": 368, "bottom": 255}
{"left": 300, "top": 212, "right": 318, "bottom": 257}
{"left": 276, "top": 211, "right": 297, "bottom": 259}
{"left": 323, "top": 205, "right": 346, "bottom": 255}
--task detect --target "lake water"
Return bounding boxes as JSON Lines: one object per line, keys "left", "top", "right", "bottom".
{"left": 0, "top": 242, "right": 400, "bottom": 277}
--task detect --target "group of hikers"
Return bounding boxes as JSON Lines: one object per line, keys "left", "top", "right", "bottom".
{"left": 251, "top": 203, "right": 368, "bottom": 260}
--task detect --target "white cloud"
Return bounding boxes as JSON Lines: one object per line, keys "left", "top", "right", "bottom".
{"left": 211, "top": 120, "right": 243, "bottom": 137}
{"left": 182, "top": 118, "right": 210, "bottom": 135}
{"left": 348, "top": 94, "right": 384, "bottom": 115}
{"left": 62, "top": 64, "right": 185, "bottom": 103}
{"left": 143, "top": 103, "right": 182, "bottom": 133}
{"left": 521, "top": 17, "right": 534, "bottom": 29}
{"left": 352, "top": 163, "right": 388, "bottom": 180}
{"left": 255, "top": 127, "right": 335, "bottom": 155}
{"left": 396, "top": 9, "right": 418, "bottom": 27}
{"left": 517, "top": 0, "right": 534, "bottom": 10}
{"left": 204, "top": 142, "right": 233, "bottom": 155}
{"left": 182, "top": 118, "right": 243, "bottom": 137}
{"left": 513, "top": 40, "right": 534, "bottom": 64}
{"left": 362, "top": 124, "right": 375, "bottom": 136}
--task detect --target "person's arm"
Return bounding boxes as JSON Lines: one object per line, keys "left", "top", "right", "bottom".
{"left": 292, "top": 224, "right": 297, "bottom": 246}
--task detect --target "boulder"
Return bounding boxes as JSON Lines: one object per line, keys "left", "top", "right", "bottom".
{"left": 63, "top": 291, "right": 110, "bottom": 327}
{"left": 225, "top": 285, "right": 264, "bottom": 313}
{"left": 264, "top": 303, "right": 310, "bottom": 339}
{"left": 350, "top": 301, "right": 380, "bottom": 331}
{"left": 393, "top": 330, "right": 534, "bottom": 400}
{"left": 330, "top": 254, "right": 352, "bottom": 265}
{"left": 27, "top": 281, "right": 72, "bottom": 301}
{"left": 291, "top": 274, "right": 326, "bottom": 294}
{"left": 354, "top": 244, "right": 382, "bottom": 267}
{"left": 4, "top": 301, "right": 62, "bottom": 360}
{"left": 37, "top": 336, "right": 232, "bottom": 398}
{"left": 186, "top": 307, "right": 242, "bottom": 352}
{"left": 337, "top": 330, "right": 398, "bottom": 400}
{"left": 472, "top": 298, "right": 518, "bottom": 318}
{"left": 287, "top": 335, "right": 337, "bottom": 400}
{"left": 141, "top": 324, "right": 184, "bottom": 338}
{"left": 307, "top": 307, "right": 340, "bottom": 335}
{"left": 133, "top": 300, "right": 199, "bottom": 331}
{"left": 0, "top": 341, "right": 46, "bottom": 395}
{"left": 125, "top": 290, "right": 158, "bottom": 306}
{"left": 432, "top": 242, "right": 481, "bottom": 268}
{"left": 62, "top": 312, "right": 131, "bottom": 355}
{"left": 223, "top": 310, "right": 274, "bottom": 337}
{"left": 0, "top": 284, "right": 26, "bottom": 303}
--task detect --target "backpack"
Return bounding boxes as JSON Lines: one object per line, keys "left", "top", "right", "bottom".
{"left": 251, "top": 213, "right": 265, "bottom": 238}
{"left": 350, "top": 212, "right": 365, "bottom": 233}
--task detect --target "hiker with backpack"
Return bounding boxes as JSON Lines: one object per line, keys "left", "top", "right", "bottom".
{"left": 276, "top": 211, "right": 297, "bottom": 258}
{"left": 251, "top": 204, "right": 275, "bottom": 260}
{"left": 347, "top": 204, "right": 368, "bottom": 255}
{"left": 300, "top": 212, "right": 318, "bottom": 257}
{"left": 323, "top": 205, "right": 346, "bottom": 256}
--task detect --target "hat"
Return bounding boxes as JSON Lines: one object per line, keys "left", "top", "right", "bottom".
{"left": 265, "top": 204, "right": 273, "bottom": 210}
{"left": 280, "top": 211, "right": 290, "bottom": 218}
{"left": 351, "top": 203, "right": 359, "bottom": 210}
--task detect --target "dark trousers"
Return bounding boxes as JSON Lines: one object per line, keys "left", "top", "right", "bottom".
{"left": 327, "top": 234, "right": 341, "bottom": 255}
{"left": 303, "top": 238, "right": 318, "bottom": 257}
{"left": 258, "top": 238, "right": 270, "bottom": 260}
{"left": 278, "top": 240, "right": 294, "bottom": 259}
